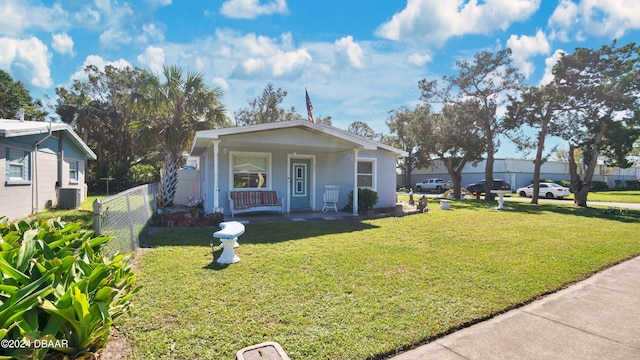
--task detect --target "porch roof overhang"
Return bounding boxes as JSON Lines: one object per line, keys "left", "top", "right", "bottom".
{"left": 190, "top": 120, "right": 408, "bottom": 158}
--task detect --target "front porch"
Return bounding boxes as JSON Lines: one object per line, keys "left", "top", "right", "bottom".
{"left": 230, "top": 209, "right": 360, "bottom": 224}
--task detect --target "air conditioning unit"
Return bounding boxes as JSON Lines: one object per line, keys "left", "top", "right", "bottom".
{"left": 58, "top": 188, "right": 81, "bottom": 209}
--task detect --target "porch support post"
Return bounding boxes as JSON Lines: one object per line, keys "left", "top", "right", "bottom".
{"left": 213, "top": 140, "right": 220, "bottom": 209}
{"left": 353, "top": 148, "right": 360, "bottom": 215}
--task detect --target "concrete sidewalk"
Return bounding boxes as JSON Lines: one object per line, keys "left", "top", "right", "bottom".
{"left": 389, "top": 256, "right": 640, "bottom": 360}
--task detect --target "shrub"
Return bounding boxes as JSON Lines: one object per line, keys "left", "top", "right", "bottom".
{"left": 0, "top": 217, "right": 139, "bottom": 359}
{"left": 559, "top": 180, "right": 572, "bottom": 188}
{"left": 590, "top": 181, "right": 609, "bottom": 190}
{"left": 625, "top": 180, "right": 639, "bottom": 190}
{"left": 344, "top": 188, "right": 379, "bottom": 212}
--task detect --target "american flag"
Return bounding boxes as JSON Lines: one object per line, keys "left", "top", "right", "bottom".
{"left": 305, "top": 88, "right": 314, "bottom": 123}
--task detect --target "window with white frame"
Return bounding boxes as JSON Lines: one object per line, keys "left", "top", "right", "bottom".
{"left": 357, "top": 159, "right": 376, "bottom": 189}
{"left": 69, "top": 160, "right": 79, "bottom": 183}
{"left": 6, "top": 148, "right": 31, "bottom": 184}
{"left": 231, "top": 152, "right": 271, "bottom": 189}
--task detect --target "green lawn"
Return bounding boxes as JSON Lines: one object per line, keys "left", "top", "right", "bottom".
{"left": 585, "top": 190, "right": 640, "bottom": 203}
{"left": 400, "top": 190, "right": 640, "bottom": 204}
{"left": 119, "top": 200, "right": 640, "bottom": 359}
{"left": 30, "top": 195, "right": 105, "bottom": 229}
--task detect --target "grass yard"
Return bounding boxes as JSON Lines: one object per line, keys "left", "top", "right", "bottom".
{"left": 119, "top": 200, "right": 640, "bottom": 359}
{"left": 400, "top": 190, "right": 640, "bottom": 204}
{"left": 30, "top": 195, "right": 105, "bottom": 229}
{"left": 586, "top": 190, "right": 640, "bottom": 203}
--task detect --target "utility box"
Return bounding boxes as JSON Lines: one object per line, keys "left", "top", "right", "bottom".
{"left": 58, "top": 188, "right": 81, "bottom": 209}
{"left": 236, "top": 342, "right": 290, "bottom": 360}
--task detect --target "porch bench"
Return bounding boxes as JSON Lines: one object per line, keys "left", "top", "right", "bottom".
{"left": 229, "top": 190, "right": 284, "bottom": 218}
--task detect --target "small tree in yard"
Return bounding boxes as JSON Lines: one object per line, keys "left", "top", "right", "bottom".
{"left": 505, "top": 83, "right": 567, "bottom": 204}
{"left": 137, "top": 65, "right": 227, "bottom": 206}
{"left": 420, "top": 49, "right": 524, "bottom": 200}
{"left": 553, "top": 41, "right": 640, "bottom": 207}
{"left": 432, "top": 102, "right": 486, "bottom": 199}
{"left": 386, "top": 105, "right": 432, "bottom": 189}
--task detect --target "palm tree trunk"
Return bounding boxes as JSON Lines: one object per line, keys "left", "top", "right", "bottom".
{"left": 160, "top": 153, "right": 179, "bottom": 207}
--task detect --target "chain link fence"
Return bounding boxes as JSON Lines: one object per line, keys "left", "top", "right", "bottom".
{"left": 93, "top": 183, "right": 159, "bottom": 257}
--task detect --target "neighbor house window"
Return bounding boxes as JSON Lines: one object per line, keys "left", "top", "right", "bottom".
{"left": 69, "top": 160, "right": 79, "bottom": 183}
{"left": 231, "top": 152, "right": 271, "bottom": 189}
{"left": 6, "top": 148, "right": 31, "bottom": 184}
{"left": 357, "top": 159, "right": 376, "bottom": 189}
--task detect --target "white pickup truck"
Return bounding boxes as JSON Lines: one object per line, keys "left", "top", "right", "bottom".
{"left": 415, "top": 178, "right": 453, "bottom": 193}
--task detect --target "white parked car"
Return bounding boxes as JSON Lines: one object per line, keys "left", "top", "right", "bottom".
{"left": 517, "top": 183, "right": 571, "bottom": 199}
{"left": 415, "top": 178, "right": 452, "bottom": 193}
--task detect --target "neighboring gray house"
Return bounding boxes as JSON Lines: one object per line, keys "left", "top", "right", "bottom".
{"left": 1, "top": 119, "right": 97, "bottom": 221}
{"left": 189, "top": 120, "right": 408, "bottom": 216}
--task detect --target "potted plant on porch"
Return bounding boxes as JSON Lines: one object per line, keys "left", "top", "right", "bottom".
{"left": 345, "top": 188, "right": 378, "bottom": 218}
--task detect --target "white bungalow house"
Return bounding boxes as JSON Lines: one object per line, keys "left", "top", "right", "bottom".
{"left": 189, "top": 120, "right": 408, "bottom": 216}
{"left": 1, "top": 119, "right": 97, "bottom": 221}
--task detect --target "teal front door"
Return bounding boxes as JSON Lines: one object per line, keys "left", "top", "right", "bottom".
{"left": 290, "top": 158, "right": 311, "bottom": 210}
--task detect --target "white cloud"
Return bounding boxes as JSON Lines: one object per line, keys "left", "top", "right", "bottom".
{"left": 506, "top": 30, "right": 550, "bottom": 78}
{"left": 272, "top": 49, "right": 312, "bottom": 76}
{"left": 99, "top": 28, "right": 133, "bottom": 47}
{"left": 97, "top": 1, "right": 135, "bottom": 47}
{"left": 0, "top": 0, "right": 69, "bottom": 36}
{"left": 52, "top": 32, "right": 74, "bottom": 56}
{"left": 406, "top": 52, "right": 432, "bottom": 66}
{"left": 214, "top": 30, "right": 312, "bottom": 79}
{"left": 70, "top": 55, "right": 132, "bottom": 83}
{"left": 539, "top": 49, "right": 566, "bottom": 85}
{"left": 548, "top": 0, "right": 578, "bottom": 41}
{"left": 211, "top": 77, "right": 230, "bottom": 92}
{"left": 580, "top": 0, "right": 640, "bottom": 38}
{"left": 220, "top": 0, "right": 288, "bottom": 19}
{"left": 73, "top": 6, "right": 101, "bottom": 29}
{"left": 0, "top": 36, "right": 52, "bottom": 88}
{"left": 136, "top": 23, "right": 165, "bottom": 44}
{"left": 137, "top": 46, "right": 165, "bottom": 74}
{"left": 334, "top": 36, "right": 365, "bottom": 69}
{"left": 145, "top": 0, "right": 172, "bottom": 6}
{"left": 376, "top": 0, "right": 540, "bottom": 45}
{"left": 549, "top": 0, "right": 640, "bottom": 41}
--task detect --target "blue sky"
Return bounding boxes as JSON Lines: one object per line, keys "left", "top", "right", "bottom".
{"left": 1, "top": 0, "right": 639, "bottom": 158}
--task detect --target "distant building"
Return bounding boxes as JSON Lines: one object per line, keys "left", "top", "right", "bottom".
{"left": 1, "top": 119, "right": 97, "bottom": 221}
{"left": 401, "top": 158, "right": 639, "bottom": 191}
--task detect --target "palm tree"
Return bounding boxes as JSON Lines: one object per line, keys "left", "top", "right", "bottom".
{"left": 137, "top": 65, "right": 227, "bottom": 206}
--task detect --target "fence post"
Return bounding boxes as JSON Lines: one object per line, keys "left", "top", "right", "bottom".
{"left": 126, "top": 194, "right": 137, "bottom": 251}
{"left": 93, "top": 198, "right": 103, "bottom": 236}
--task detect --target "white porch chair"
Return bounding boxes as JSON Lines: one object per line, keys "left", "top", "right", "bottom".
{"left": 322, "top": 185, "right": 340, "bottom": 213}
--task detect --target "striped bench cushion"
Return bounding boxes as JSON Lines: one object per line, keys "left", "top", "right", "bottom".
{"left": 230, "top": 191, "right": 281, "bottom": 210}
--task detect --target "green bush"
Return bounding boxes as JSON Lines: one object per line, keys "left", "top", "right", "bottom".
{"left": 559, "top": 180, "right": 572, "bottom": 188}
{"left": 0, "top": 216, "right": 139, "bottom": 359}
{"left": 625, "top": 180, "right": 639, "bottom": 190}
{"left": 345, "top": 188, "right": 379, "bottom": 212}
{"left": 591, "top": 181, "right": 609, "bottom": 190}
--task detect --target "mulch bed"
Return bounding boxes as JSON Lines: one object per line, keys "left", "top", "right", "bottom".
{"left": 151, "top": 212, "right": 224, "bottom": 227}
